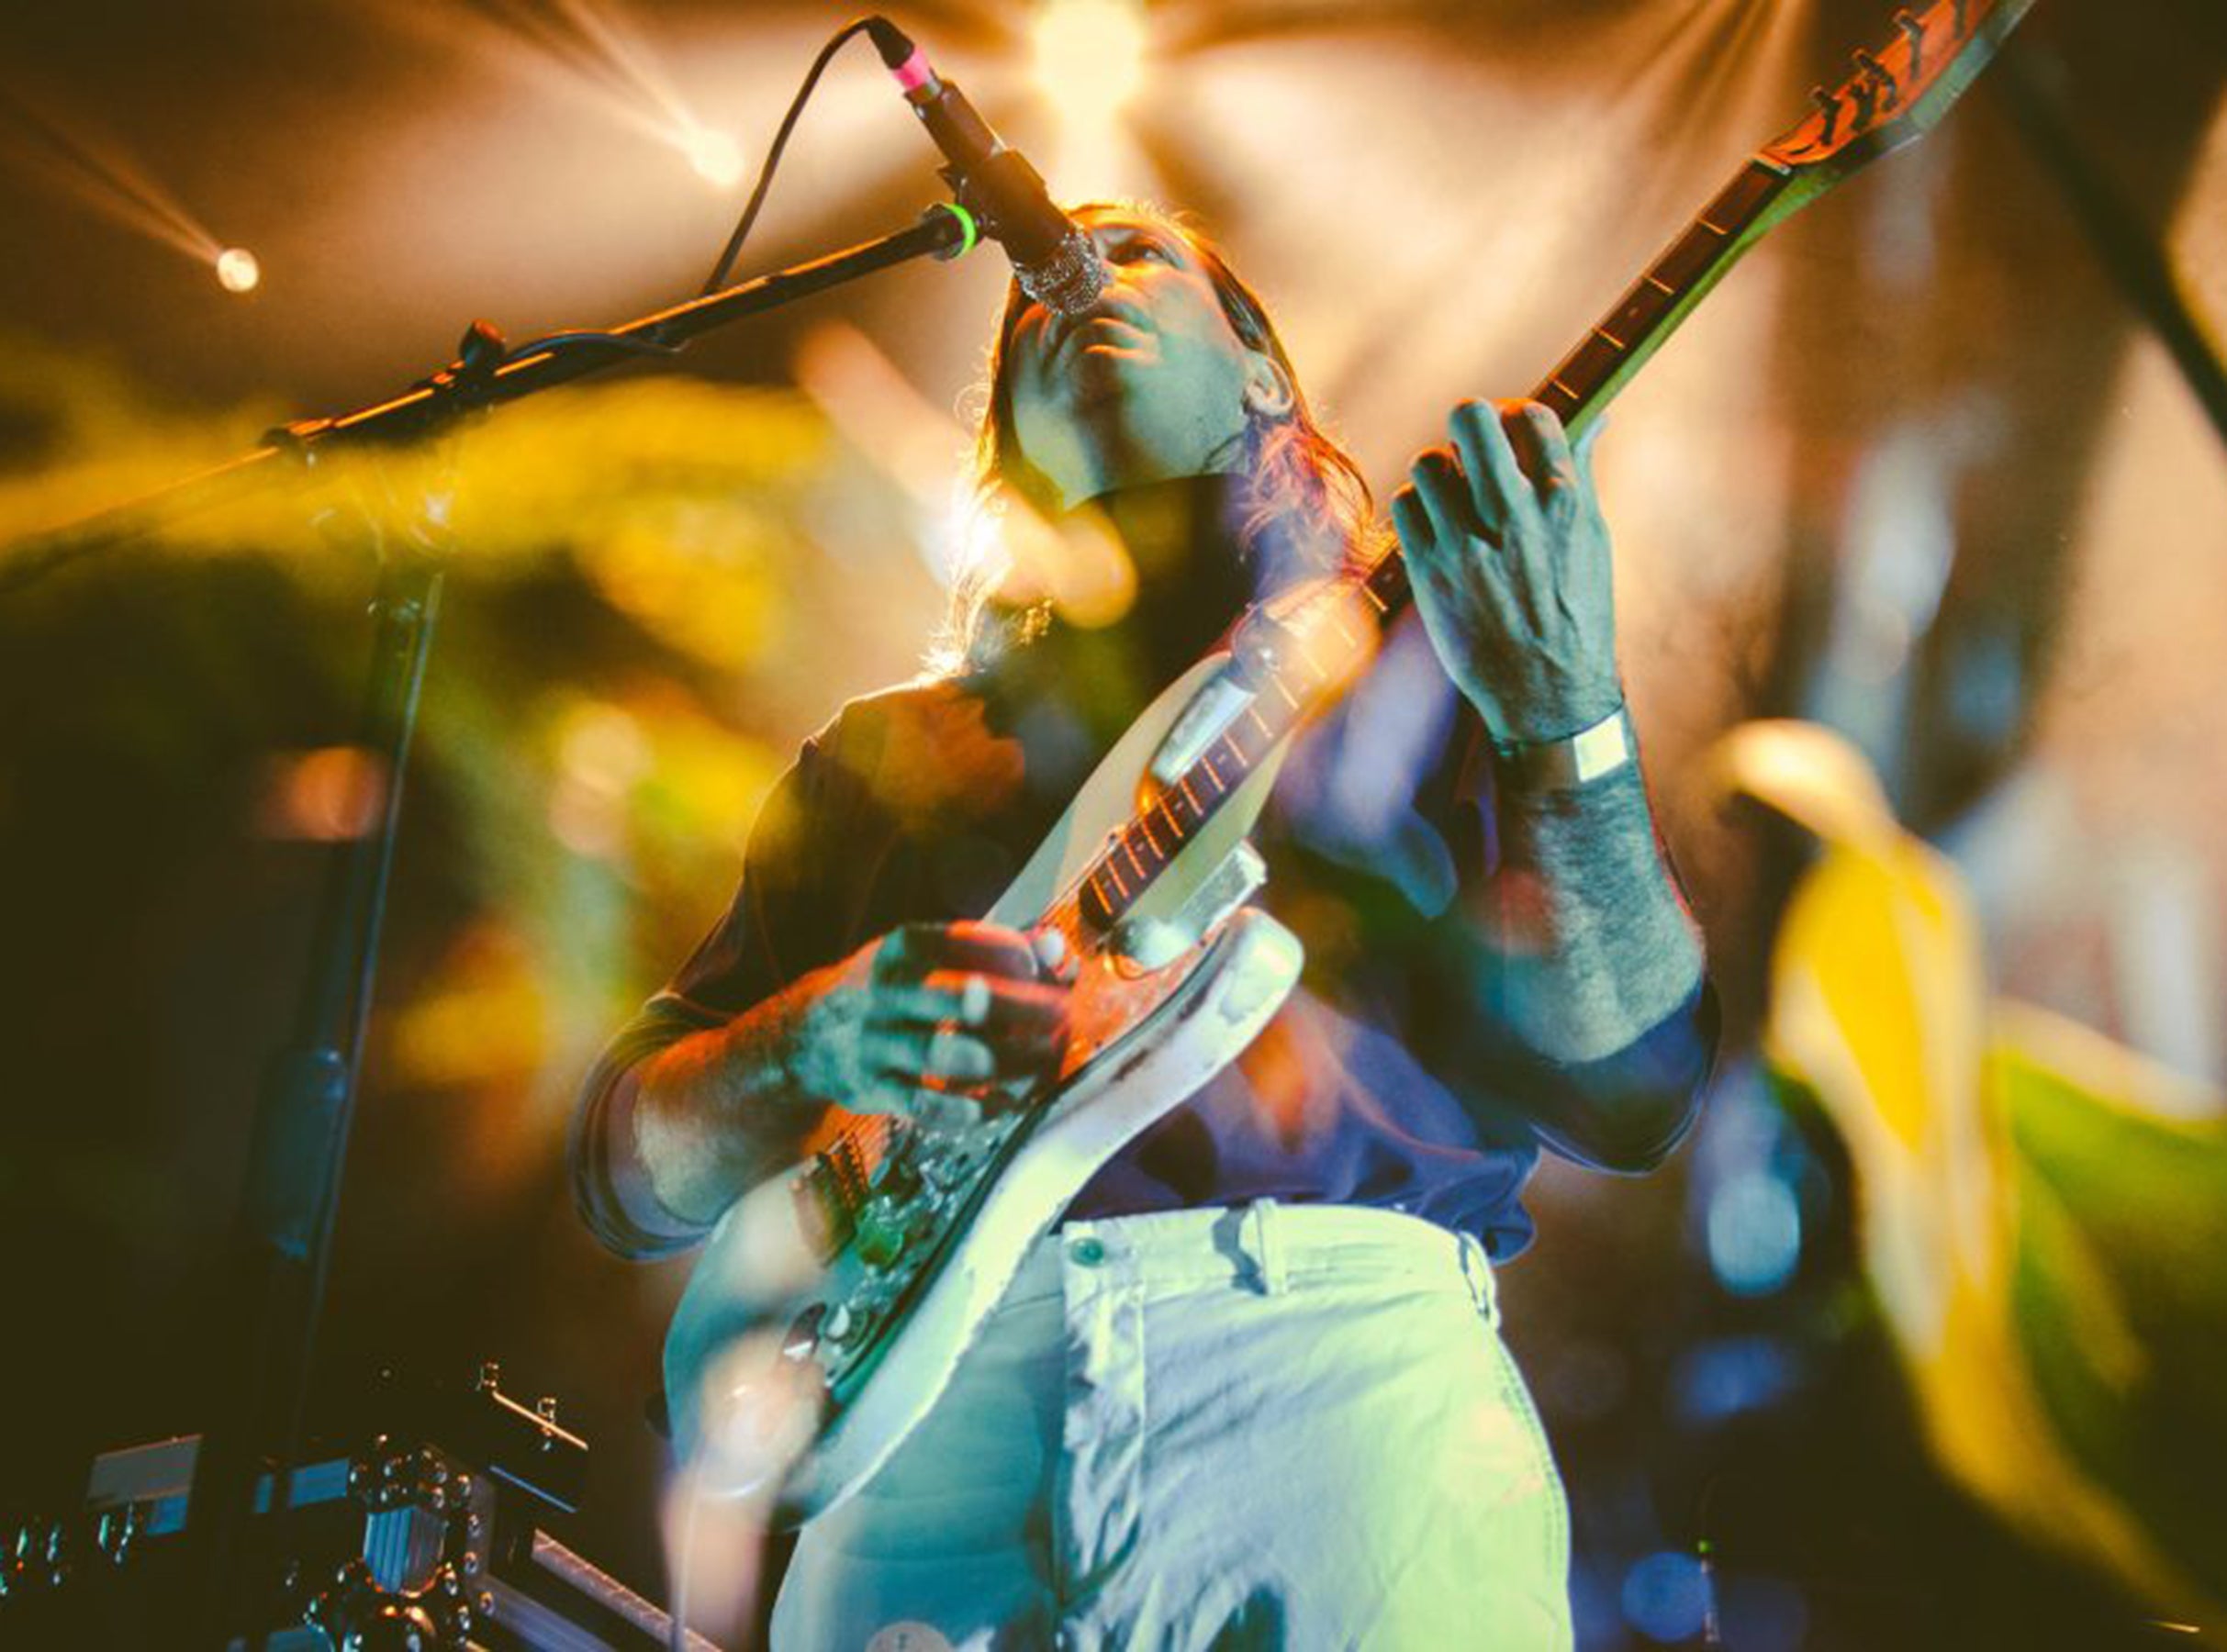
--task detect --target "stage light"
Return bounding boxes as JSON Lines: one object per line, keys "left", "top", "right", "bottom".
{"left": 1032, "top": 0, "right": 1147, "bottom": 123}
{"left": 215, "top": 247, "right": 260, "bottom": 294}
{"left": 683, "top": 126, "right": 744, "bottom": 189}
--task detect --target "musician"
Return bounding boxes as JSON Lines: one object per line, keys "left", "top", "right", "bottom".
{"left": 573, "top": 204, "right": 1715, "bottom": 1646}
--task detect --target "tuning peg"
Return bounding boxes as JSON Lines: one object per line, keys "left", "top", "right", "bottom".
{"left": 1809, "top": 84, "right": 1842, "bottom": 143}
{"left": 1894, "top": 9, "right": 1924, "bottom": 77}
{"left": 1848, "top": 69, "right": 1877, "bottom": 128}
{"left": 1852, "top": 48, "right": 1899, "bottom": 111}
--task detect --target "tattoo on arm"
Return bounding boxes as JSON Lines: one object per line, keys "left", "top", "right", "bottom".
{"left": 1479, "top": 761, "right": 1705, "bottom": 1065}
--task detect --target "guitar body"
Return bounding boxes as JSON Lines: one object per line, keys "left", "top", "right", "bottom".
{"left": 665, "top": 652, "right": 1304, "bottom": 1526}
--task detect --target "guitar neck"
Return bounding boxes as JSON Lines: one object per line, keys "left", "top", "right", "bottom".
{"left": 1064, "top": 157, "right": 1825, "bottom": 939}
{"left": 1361, "top": 152, "right": 1821, "bottom": 618}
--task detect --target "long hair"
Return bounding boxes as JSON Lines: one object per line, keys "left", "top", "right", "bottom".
{"left": 934, "top": 202, "right": 1386, "bottom": 675}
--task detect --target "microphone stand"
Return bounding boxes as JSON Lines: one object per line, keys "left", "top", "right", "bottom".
{"left": 6, "top": 200, "right": 979, "bottom": 1649}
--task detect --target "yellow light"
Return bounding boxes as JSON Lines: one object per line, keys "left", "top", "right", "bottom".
{"left": 1032, "top": 0, "right": 1147, "bottom": 122}
{"left": 215, "top": 247, "right": 260, "bottom": 294}
{"left": 683, "top": 127, "right": 744, "bottom": 190}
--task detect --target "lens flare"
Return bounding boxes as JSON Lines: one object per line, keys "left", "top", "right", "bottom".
{"left": 1032, "top": 0, "right": 1148, "bottom": 123}
{"left": 683, "top": 126, "right": 744, "bottom": 189}
{"left": 215, "top": 247, "right": 260, "bottom": 294}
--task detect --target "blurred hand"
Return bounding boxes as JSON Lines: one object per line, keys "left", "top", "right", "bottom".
{"left": 791, "top": 921, "right": 1074, "bottom": 1130}
{"left": 1390, "top": 398, "right": 1623, "bottom": 743}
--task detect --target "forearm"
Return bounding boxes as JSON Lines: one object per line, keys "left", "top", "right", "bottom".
{"left": 1472, "top": 756, "right": 1705, "bottom": 1066}
{"left": 625, "top": 969, "right": 841, "bottom": 1230}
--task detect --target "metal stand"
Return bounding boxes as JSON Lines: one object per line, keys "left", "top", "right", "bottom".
{"left": 0, "top": 202, "right": 986, "bottom": 1649}
{"left": 0, "top": 205, "right": 974, "bottom": 594}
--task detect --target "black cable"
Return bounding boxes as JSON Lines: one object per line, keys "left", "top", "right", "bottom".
{"left": 699, "top": 15, "right": 890, "bottom": 298}
{"left": 498, "top": 329, "right": 680, "bottom": 367}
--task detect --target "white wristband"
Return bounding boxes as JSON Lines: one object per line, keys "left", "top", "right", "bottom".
{"left": 1494, "top": 703, "right": 1633, "bottom": 791}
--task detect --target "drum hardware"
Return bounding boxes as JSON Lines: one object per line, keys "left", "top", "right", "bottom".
{"left": 0, "top": 1362, "right": 713, "bottom": 1650}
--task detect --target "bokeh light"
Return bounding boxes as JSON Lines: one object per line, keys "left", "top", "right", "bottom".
{"left": 214, "top": 247, "right": 260, "bottom": 294}
{"left": 1622, "top": 1549, "right": 1711, "bottom": 1645}
{"left": 681, "top": 125, "right": 744, "bottom": 190}
{"left": 1031, "top": 0, "right": 1148, "bottom": 124}
{"left": 1704, "top": 1170, "right": 1804, "bottom": 1297}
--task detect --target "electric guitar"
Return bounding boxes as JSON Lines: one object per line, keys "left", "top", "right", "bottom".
{"left": 664, "top": 0, "right": 2036, "bottom": 1526}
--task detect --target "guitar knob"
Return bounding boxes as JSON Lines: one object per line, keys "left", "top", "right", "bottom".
{"left": 781, "top": 1302, "right": 825, "bottom": 1360}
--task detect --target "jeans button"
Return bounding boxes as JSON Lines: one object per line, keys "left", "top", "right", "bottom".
{"left": 1068, "top": 1235, "right": 1106, "bottom": 1267}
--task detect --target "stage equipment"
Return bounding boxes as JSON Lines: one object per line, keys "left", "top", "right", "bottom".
{"left": 0, "top": 1365, "right": 716, "bottom": 1650}
{"left": 659, "top": 0, "right": 2039, "bottom": 1531}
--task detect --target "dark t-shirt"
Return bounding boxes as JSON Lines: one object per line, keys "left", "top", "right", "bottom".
{"left": 572, "top": 584, "right": 1714, "bottom": 1266}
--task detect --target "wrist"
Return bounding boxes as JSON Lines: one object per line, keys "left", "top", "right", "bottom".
{"left": 1491, "top": 700, "right": 1634, "bottom": 792}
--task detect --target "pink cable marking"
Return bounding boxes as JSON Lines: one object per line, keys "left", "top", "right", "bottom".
{"left": 890, "top": 47, "right": 935, "bottom": 93}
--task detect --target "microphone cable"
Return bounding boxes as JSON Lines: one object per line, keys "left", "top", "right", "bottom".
{"left": 699, "top": 15, "right": 891, "bottom": 298}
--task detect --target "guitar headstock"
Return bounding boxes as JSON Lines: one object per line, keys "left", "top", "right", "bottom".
{"left": 1763, "top": 0, "right": 2036, "bottom": 179}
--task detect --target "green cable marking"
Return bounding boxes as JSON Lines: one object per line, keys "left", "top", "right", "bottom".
{"left": 934, "top": 201, "right": 979, "bottom": 259}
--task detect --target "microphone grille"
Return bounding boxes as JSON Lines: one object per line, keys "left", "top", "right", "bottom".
{"left": 1016, "top": 228, "right": 1109, "bottom": 318}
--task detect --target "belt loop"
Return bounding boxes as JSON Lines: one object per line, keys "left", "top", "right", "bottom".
{"left": 1459, "top": 1232, "right": 1500, "bottom": 1327}
{"left": 1244, "top": 1199, "right": 1288, "bottom": 1296}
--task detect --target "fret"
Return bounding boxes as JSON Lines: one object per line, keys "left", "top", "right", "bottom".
{"left": 1154, "top": 796, "right": 1186, "bottom": 847}
{"left": 1177, "top": 776, "right": 1204, "bottom": 818}
{"left": 1080, "top": 872, "right": 1118, "bottom": 930}
{"left": 1199, "top": 752, "right": 1226, "bottom": 792}
{"left": 1212, "top": 731, "right": 1249, "bottom": 780}
{"left": 1591, "top": 324, "right": 1628, "bottom": 352}
{"left": 1117, "top": 834, "right": 1147, "bottom": 883}
{"left": 1557, "top": 335, "right": 1623, "bottom": 405}
{"left": 1138, "top": 810, "right": 1170, "bottom": 858}
{"left": 1161, "top": 785, "right": 1198, "bottom": 833}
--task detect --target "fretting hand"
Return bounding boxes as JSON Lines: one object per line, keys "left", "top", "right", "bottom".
{"left": 1390, "top": 399, "right": 1623, "bottom": 744}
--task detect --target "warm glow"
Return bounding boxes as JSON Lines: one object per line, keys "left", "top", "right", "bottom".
{"left": 683, "top": 126, "right": 744, "bottom": 189}
{"left": 257, "top": 746, "right": 388, "bottom": 841}
{"left": 1032, "top": 0, "right": 1148, "bottom": 123}
{"left": 215, "top": 246, "right": 260, "bottom": 293}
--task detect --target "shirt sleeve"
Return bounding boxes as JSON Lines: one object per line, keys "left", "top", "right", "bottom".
{"left": 567, "top": 721, "right": 870, "bottom": 1260}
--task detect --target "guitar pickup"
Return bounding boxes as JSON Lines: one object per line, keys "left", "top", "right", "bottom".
{"left": 1147, "top": 663, "right": 1255, "bottom": 788}
{"left": 1113, "top": 841, "right": 1268, "bottom": 971}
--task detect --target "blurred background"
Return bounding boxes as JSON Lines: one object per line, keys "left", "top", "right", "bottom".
{"left": 0, "top": 0, "right": 2221, "bottom": 1646}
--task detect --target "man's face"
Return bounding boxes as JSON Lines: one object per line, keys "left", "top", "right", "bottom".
{"left": 1002, "top": 215, "right": 1278, "bottom": 510}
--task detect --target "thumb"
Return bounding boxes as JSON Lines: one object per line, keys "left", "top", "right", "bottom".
{"left": 1573, "top": 412, "right": 1610, "bottom": 491}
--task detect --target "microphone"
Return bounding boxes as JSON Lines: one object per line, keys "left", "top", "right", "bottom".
{"left": 866, "top": 17, "right": 1108, "bottom": 318}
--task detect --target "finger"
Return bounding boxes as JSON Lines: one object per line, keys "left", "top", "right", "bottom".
{"left": 1450, "top": 398, "right": 1523, "bottom": 526}
{"left": 862, "top": 1023, "right": 997, "bottom": 1086}
{"left": 1572, "top": 413, "right": 1606, "bottom": 495}
{"left": 886, "top": 973, "right": 1069, "bottom": 1041}
{"left": 1409, "top": 447, "right": 1481, "bottom": 554}
{"left": 1031, "top": 927, "right": 1079, "bottom": 984}
{"left": 1503, "top": 400, "right": 1576, "bottom": 497}
{"left": 907, "top": 1085, "right": 984, "bottom": 1133}
{"left": 876, "top": 921, "right": 1042, "bottom": 985}
{"left": 1390, "top": 484, "right": 1434, "bottom": 564}
{"left": 875, "top": 980, "right": 989, "bottom": 1030}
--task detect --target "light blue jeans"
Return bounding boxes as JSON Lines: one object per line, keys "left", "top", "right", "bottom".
{"left": 770, "top": 1200, "right": 1572, "bottom": 1650}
